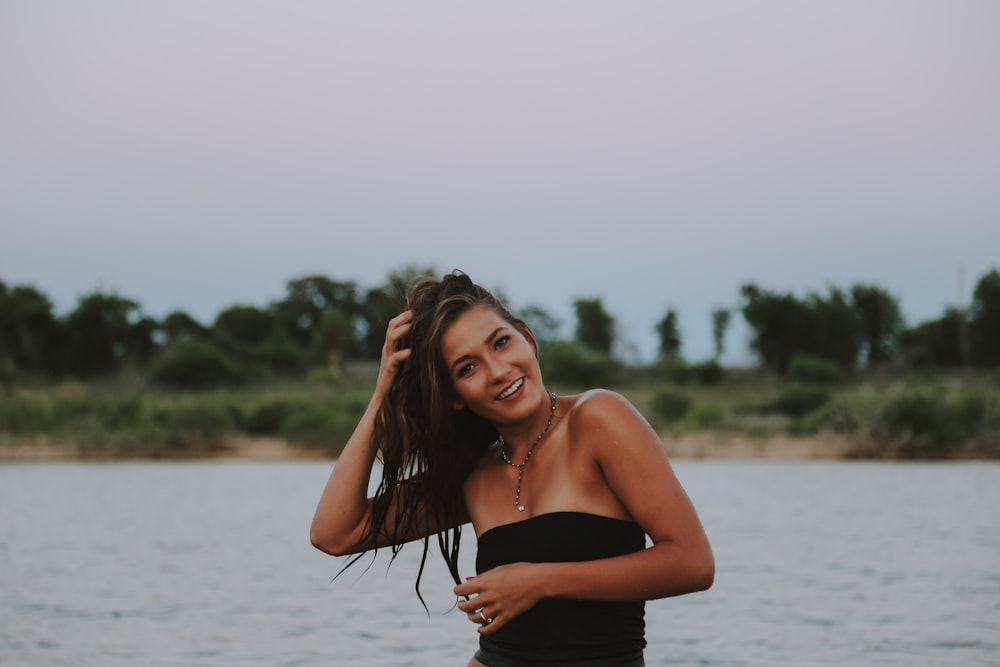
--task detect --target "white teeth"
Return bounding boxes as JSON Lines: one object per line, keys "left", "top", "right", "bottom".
{"left": 496, "top": 378, "right": 523, "bottom": 400}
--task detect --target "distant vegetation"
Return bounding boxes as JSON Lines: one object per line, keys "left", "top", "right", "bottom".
{"left": 1, "top": 266, "right": 998, "bottom": 459}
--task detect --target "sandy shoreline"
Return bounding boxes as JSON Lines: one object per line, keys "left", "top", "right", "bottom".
{"left": 0, "top": 433, "right": 855, "bottom": 462}
{"left": 663, "top": 432, "right": 855, "bottom": 460}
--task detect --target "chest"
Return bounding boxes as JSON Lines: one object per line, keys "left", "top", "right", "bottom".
{"left": 464, "top": 432, "right": 626, "bottom": 536}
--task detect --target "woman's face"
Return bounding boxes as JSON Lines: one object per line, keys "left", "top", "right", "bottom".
{"left": 439, "top": 305, "right": 542, "bottom": 423}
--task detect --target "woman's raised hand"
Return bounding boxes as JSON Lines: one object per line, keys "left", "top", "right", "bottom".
{"left": 373, "top": 310, "right": 413, "bottom": 400}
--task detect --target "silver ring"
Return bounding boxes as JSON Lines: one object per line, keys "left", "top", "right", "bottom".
{"left": 478, "top": 611, "right": 493, "bottom": 625}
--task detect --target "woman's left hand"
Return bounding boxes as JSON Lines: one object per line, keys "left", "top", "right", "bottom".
{"left": 454, "top": 562, "right": 546, "bottom": 634}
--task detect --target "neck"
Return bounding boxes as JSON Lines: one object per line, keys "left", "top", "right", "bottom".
{"left": 498, "top": 392, "right": 557, "bottom": 459}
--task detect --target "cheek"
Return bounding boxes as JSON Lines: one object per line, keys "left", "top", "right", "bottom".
{"left": 450, "top": 380, "right": 470, "bottom": 410}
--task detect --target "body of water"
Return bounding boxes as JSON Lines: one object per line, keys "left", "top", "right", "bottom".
{"left": 0, "top": 460, "right": 997, "bottom": 666}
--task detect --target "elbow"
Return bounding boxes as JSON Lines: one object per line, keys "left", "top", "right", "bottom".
{"left": 310, "top": 524, "right": 352, "bottom": 557}
{"left": 695, "top": 559, "right": 715, "bottom": 592}
{"left": 309, "top": 526, "right": 334, "bottom": 555}
{"left": 691, "top": 552, "right": 715, "bottom": 592}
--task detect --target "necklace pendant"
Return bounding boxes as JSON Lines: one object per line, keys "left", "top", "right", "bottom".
{"left": 500, "top": 393, "right": 556, "bottom": 519}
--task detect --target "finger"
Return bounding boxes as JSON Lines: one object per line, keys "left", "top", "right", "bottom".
{"left": 379, "top": 350, "right": 411, "bottom": 383}
{"left": 384, "top": 331, "right": 413, "bottom": 361}
{"left": 387, "top": 320, "right": 412, "bottom": 339}
{"left": 387, "top": 310, "right": 413, "bottom": 330}
{"left": 454, "top": 582, "right": 477, "bottom": 599}
{"left": 381, "top": 332, "right": 413, "bottom": 365}
{"left": 384, "top": 321, "right": 411, "bottom": 347}
{"left": 392, "top": 348, "right": 412, "bottom": 362}
{"left": 478, "top": 613, "right": 501, "bottom": 634}
{"left": 465, "top": 608, "right": 494, "bottom": 628}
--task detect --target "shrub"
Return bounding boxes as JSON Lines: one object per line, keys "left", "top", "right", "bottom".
{"left": 874, "top": 387, "right": 974, "bottom": 457}
{"left": 658, "top": 358, "right": 691, "bottom": 384}
{"left": 149, "top": 402, "right": 235, "bottom": 446}
{"left": 800, "top": 392, "right": 877, "bottom": 437}
{"left": 788, "top": 355, "right": 842, "bottom": 385}
{"left": 245, "top": 398, "right": 316, "bottom": 436}
{"left": 771, "top": 384, "right": 832, "bottom": 418}
{"left": 689, "top": 360, "right": 724, "bottom": 385}
{"left": 279, "top": 404, "right": 357, "bottom": 449}
{"left": 149, "top": 341, "right": 246, "bottom": 389}
{"left": 650, "top": 389, "right": 692, "bottom": 423}
{"left": 247, "top": 335, "right": 308, "bottom": 378}
{"left": 541, "top": 341, "right": 618, "bottom": 388}
{"left": 52, "top": 394, "right": 143, "bottom": 430}
{"left": 0, "top": 396, "right": 50, "bottom": 434}
{"left": 684, "top": 402, "right": 727, "bottom": 429}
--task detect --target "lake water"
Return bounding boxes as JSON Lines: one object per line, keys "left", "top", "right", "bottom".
{"left": 0, "top": 460, "right": 997, "bottom": 667}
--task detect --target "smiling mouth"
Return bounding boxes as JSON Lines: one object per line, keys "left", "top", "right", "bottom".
{"left": 495, "top": 378, "right": 524, "bottom": 400}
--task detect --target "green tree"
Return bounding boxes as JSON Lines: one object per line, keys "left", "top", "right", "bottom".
{"left": 311, "top": 308, "right": 355, "bottom": 370}
{"left": 212, "top": 305, "right": 306, "bottom": 378}
{"left": 149, "top": 339, "right": 246, "bottom": 389}
{"left": 386, "top": 265, "right": 436, "bottom": 302}
{"left": 970, "top": 269, "right": 1000, "bottom": 367}
{"left": 359, "top": 286, "right": 406, "bottom": 359}
{"left": 541, "top": 340, "right": 618, "bottom": 387}
{"left": 850, "top": 284, "right": 904, "bottom": 367}
{"left": 655, "top": 309, "right": 681, "bottom": 361}
{"left": 711, "top": 308, "right": 731, "bottom": 361}
{"left": 274, "top": 275, "right": 361, "bottom": 351}
{"left": 213, "top": 305, "right": 278, "bottom": 347}
{"left": 807, "top": 287, "right": 861, "bottom": 370}
{"left": 251, "top": 332, "right": 308, "bottom": 377}
{"left": 899, "top": 309, "right": 964, "bottom": 369}
{"left": 741, "top": 284, "right": 862, "bottom": 373}
{"left": 740, "top": 284, "right": 816, "bottom": 373}
{"left": 358, "top": 265, "right": 435, "bottom": 359}
{"left": 574, "top": 298, "right": 614, "bottom": 354}
{"left": 0, "top": 282, "right": 63, "bottom": 379}
{"left": 159, "top": 311, "right": 209, "bottom": 345}
{"left": 63, "top": 292, "right": 151, "bottom": 378}
{"left": 520, "top": 304, "right": 561, "bottom": 352}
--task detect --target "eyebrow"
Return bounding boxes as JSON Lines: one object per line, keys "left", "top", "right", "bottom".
{"left": 450, "top": 326, "right": 508, "bottom": 371}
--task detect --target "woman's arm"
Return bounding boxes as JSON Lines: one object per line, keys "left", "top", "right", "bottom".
{"left": 309, "top": 391, "right": 386, "bottom": 556}
{"left": 547, "top": 389, "right": 715, "bottom": 598}
{"left": 310, "top": 311, "right": 461, "bottom": 556}
{"left": 309, "top": 312, "right": 411, "bottom": 556}
{"left": 455, "top": 390, "right": 713, "bottom": 632}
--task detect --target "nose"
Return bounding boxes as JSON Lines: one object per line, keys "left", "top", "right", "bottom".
{"left": 484, "top": 354, "right": 509, "bottom": 384}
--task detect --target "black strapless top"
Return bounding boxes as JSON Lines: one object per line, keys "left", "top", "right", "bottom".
{"left": 475, "top": 512, "right": 647, "bottom": 665}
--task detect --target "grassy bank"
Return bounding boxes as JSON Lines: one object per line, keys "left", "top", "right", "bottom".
{"left": 0, "top": 370, "right": 374, "bottom": 459}
{"left": 1, "top": 368, "right": 998, "bottom": 460}
{"left": 627, "top": 370, "right": 1000, "bottom": 460}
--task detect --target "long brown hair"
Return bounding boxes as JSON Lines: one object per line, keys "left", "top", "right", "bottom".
{"left": 353, "top": 270, "right": 529, "bottom": 604}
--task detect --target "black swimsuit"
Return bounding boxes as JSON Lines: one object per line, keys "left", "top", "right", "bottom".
{"left": 474, "top": 512, "right": 647, "bottom": 667}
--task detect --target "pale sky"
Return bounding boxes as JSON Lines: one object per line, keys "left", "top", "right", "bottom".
{"left": 2, "top": 1, "right": 998, "bottom": 363}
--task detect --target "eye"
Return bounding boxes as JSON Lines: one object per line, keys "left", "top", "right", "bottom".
{"left": 456, "top": 362, "right": 476, "bottom": 378}
{"left": 494, "top": 335, "right": 511, "bottom": 350}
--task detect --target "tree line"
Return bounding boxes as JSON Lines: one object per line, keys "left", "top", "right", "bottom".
{"left": 1, "top": 266, "right": 998, "bottom": 390}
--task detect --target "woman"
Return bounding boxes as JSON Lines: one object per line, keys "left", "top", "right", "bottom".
{"left": 311, "top": 271, "right": 714, "bottom": 667}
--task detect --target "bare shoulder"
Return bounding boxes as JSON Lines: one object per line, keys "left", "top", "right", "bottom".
{"left": 565, "top": 389, "right": 656, "bottom": 452}
{"left": 567, "top": 388, "right": 646, "bottom": 429}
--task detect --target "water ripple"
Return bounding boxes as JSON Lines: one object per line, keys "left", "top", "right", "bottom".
{"left": 0, "top": 460, "right": 997, "bottom": 667}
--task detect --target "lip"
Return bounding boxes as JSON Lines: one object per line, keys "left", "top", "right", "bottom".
{"left": 494, "top": 377, "right": 525, "bottom": 401}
